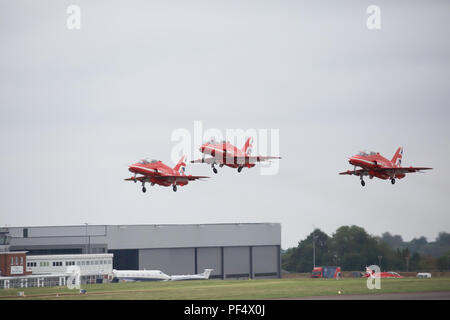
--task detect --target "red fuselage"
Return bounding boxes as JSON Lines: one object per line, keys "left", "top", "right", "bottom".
{"left": 349, "top": 153, "right": 406, "bottom": 180}
{"left": 199, "top": 142, "right": 256, "bottom": 169}
{"left": 128, "top": 161, "right": 188, "bottom": 187}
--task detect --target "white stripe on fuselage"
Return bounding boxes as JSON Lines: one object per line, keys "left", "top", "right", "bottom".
{"left": 204, "top": 146, "right": 241, "bottom": 157}
{"left": 130, "top": 165, "right": 172, "bottom": 175}
{"left": 353, "top": 158, "right": 395, "bottom": 169}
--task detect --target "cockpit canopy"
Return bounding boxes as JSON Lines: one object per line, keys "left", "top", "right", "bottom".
{"left": 358, "top": 150, "right": 377, "bottom": 156}
{"left": 206, "top": 138, "right": 227, "bottom": 144}
{"left": 138, "top": 159, "right": 159, "bottom": 165}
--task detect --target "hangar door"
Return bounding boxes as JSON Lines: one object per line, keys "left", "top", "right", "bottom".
{"left": 252, "top": 245, "right": 279, "bottom": 278}
{"left": 139, "top": 248, "right": 195, "bottom": 275}
{"left": 197, "top": 247, "right": 222, "bottom": 278}
{"left": 223, "top": 246, "right": 251, "bottom": 279}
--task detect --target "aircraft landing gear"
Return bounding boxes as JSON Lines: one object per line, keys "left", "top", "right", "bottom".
{"left": 391, "top": 178, "right": 395, "bottom": 185}
{"left": 361, "top": 180, "right": 365, "bottom": 187}
{"left": 142, "top": 186, "right": 146, "bottom": 193}
{"left": 237, "top": 166, "right": 243, "bottom": 173}
{"left": 212, "top": 164, "right": 218, "bottom": 174}
{"left": 133, "top": 173, "right": 137, "bottom": 183}
{"left": 172, "top": 184, "right": 177, "bottom": 192}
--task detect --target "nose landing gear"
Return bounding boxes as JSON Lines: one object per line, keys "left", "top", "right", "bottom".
{"left": 391, "top": 178, "right": 396, "bottom": 185}
{"left": 172, "top": 184, "right": 177, "bottom": 192}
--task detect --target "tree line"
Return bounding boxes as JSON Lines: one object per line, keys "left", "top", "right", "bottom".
{"left": 282, "top": 225, "right": 450, "bottom": 273}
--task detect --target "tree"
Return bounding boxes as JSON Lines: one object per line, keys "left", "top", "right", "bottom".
{"left": 381, "top": 232, "right": 404, "bottom": 249}
{"left": 281, "top": 229, "right": 331, "bottom": 273}
{"left": 328, "top": 225, "right": 382, "bottom": 271}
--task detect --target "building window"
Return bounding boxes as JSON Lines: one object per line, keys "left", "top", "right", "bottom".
{"left": 11, "top": 257, "right": 13, "bottom": 265}
{"left": 15, "top": 257, "right": 18, "bottom": 265}
{"left": 23, "top": 228, "right": 28, "bottom": 238}
{"left": 20, "top": 257, "right": 23, "bottom": 265}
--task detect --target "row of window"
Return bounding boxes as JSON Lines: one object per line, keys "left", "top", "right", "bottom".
{"left": 26, "top": 260, "right": 112, "bottom": 268}
{"left": 10, "top": 256, "right": 23, "bottom": 266}
{"left": 76, "top": 260, "right": 112, "bottom": 266}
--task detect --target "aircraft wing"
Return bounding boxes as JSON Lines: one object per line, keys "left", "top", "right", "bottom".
{"left": 243, "top": 156, "right": 281, "bottom": 163}
{"left": 124, "top": 176, "right": 147, "bottom": 182}
{"left": 191, "top": 157, "right": 217, "bottom": 164}
{"left": 374, "top": 167, "right": 433, "bottom": 174}
{"left": 339, "top": 169, "right": 366, "bottom": 176}
{"left": 191, "top": 156, "right": 281, "bottom": 165}
{"left": 339, "top": 167, "right": 432, "bottom": 176}
{"left": 155, "top": 175, "right": 210, "bottom": 182}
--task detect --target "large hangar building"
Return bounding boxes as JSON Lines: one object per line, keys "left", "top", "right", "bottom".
{"left": 8, "top": 223, "right": 281, "bottom": 279}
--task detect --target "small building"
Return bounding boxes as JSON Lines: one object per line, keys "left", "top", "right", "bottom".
{"left": 0, "top": 252, "right": 31, "bottom": 277}
{"left": 26, "top": 253, "right": 113, "bottom": 283}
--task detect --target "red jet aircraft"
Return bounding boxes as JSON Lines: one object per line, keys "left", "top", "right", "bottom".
{"left": 340, "top": 147, "right": 432, "bottom": 186}
{"left": 125, "top": 156, "right": 209, "bottom": 193}
{"left": 191, "top": 137, "right": 281, "bottom": 174}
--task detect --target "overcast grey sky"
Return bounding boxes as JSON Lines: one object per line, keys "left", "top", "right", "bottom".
{"left": 1, "top": 0, "right": 449, "bottom": 249}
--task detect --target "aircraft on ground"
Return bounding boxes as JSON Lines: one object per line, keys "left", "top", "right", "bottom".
{"left": 191, "top": 137, "right": 281, "bottom": 174}
{"left": 111, "top": 269, "right": 214, "bottom": 282}
{"left": 339, "top": 147, "right": 432, "bottom": 186}
{"left": 170, "top": 269, "right": 214, "bottom": 281}
{"left": 125, "top": 156, "right": 209, "bottom": 193}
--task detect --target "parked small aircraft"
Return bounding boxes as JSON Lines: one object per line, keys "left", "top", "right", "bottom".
{"left": 339, "top": 147, "right": 432, "bottom": 186}
{"left": 191, "top": 137, "right": 281, "bottom": 174}
{"left": 111, "top": 269, "right": 214, "bottom": 282}
{"left": 125, "top": 156, "right": 209, "bottom": 193}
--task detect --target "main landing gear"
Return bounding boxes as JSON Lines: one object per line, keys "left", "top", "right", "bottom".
{"left": 237, "top": 166, "right": 243, "bottom": 173}
{"left": 360, "top": 176, "right": 365, "bottom": 187}
{"left": 141, "top": 181, "right": 147, "bottom": 193}
{"left": 391, "top": 178, "right": 396, "bottom": 185}
{"left": 212, "top": 164, "right": 218, "bottom": 174}
{"left": 173, "top": 184, "right": 177, "bottom": 192}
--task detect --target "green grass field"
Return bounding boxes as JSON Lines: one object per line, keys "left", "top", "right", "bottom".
{"left": 1, "top": 277, "right": 450, "bottom": 300}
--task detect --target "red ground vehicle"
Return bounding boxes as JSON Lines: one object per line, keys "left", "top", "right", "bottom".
{"left": 311, "top": 266, "right": 341, "bottom": 278}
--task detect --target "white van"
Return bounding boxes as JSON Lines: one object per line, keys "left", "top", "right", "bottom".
{"left": 416, "top": 273, "right": 432, "bottom": 278}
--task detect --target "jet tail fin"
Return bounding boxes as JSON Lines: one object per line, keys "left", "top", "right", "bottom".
{"left": 174, "top": 156, "right": 186, "bottom": 174}
{"left": 202, "top": 269, "right": 214, "bottom": 279}
{"left": 242, "top": 137, "right": 253, "bottom": 155}
{"left": 391, "top": 147, "right": 403, "bottom": 166}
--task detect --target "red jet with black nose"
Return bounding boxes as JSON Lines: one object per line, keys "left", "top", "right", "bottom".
{"left": 339, "top": 147, "right": 432, "bottom": 186}
{"left": 125, "top": 156, "right": 209, "bottom": 193}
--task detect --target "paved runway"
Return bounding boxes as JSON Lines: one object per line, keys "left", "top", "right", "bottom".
{"left": 292, "top": 291, "right": 450, "bottom": 300}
